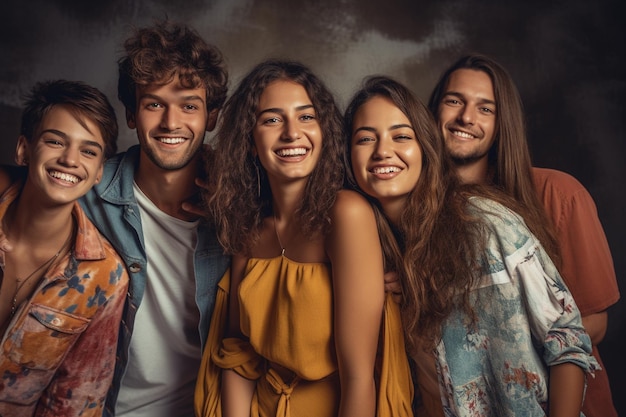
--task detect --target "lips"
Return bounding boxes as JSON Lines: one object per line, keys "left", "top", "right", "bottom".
{"left": 371, "top": 166, "right": 401, "bottom": 174}
{"left": 49, "top": 169, "right": 81, "bottom": 184}
{"left": 156, "top": 137, "right": 188, "bottom": 144}
{"left": 275, "top": 147, "right": 308, "bottom": 157}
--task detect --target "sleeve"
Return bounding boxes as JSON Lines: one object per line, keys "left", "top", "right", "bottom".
{"left": 550, "top": 184, "right": 619, "bottom": 315}
{"left": 36, "top": 259, "right": 129, "bottom": 417}
{"left": 514, "top": 244, "right": 599, "bottom": 373}
{"left": 194, "top": 270, "right": 264, "bottom": 417}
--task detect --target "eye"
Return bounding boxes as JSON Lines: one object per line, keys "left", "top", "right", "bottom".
{"left": 479, "top": 106, "right": 495, "bottom": 115}
{"left": 262, "top": 116, "right": 281, "bottom": 125}
{"left": 81, "top": 148, "right": 100, "bottom": 157}
{"left": 44, "top": 139, "right": 63, "bottom": 147}
{"left": 354, "top": 135, "right": 375, "bottom": 145}
{"left": 444, "top": 98, "right": 461, "bottom": 106}
{"left": 183, "top": 104, "right": 199, "bottom": 112}
{"left": 299, "top": 114, "right": 316, "bottom": 122}
{"left": 146, "top": 102, "right": 162, "bottom": 110}
{"left": 394, "top": 134, "right": 413, "bottom": 141}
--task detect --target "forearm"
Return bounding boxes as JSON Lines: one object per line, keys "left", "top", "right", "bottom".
{"left": 549, "top": 362, "right": 584, "bottom": 417}
{"left": 221, "top": 369, "right": 255, "bottom": 417}
{"left": 338, "top": 377, "right": 376, "bottom": 417}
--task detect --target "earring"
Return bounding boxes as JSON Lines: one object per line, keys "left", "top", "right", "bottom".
{"left": 22, "top": 158, "right": 28, "bottom": 166}
{"left": 254, "top": 159, "right": 261, "bottom": 198}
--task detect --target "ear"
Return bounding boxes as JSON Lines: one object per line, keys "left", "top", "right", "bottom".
{"left": 14, "top": 135, "right": 29, "bottom": 166}
{"left": 126, "top": 109, "right": 136, "bottom": 129}
{"left": 205, "top": 108, "right": 219, "bottom": 132}
{"left": 94, "top": 163, "right": 104, "bottom": 185}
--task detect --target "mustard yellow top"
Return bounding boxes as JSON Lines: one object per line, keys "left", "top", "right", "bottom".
{"left": 195, "top": 256, "right": 413, "bottom": 417}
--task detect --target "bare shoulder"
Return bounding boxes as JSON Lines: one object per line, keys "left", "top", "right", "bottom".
{"left": 330, "top": 189, "right": 375, "bottom": 220}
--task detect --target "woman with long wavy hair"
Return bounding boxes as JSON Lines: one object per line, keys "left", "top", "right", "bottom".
{"left": 343, "top": 75, "right": 597, "bottom": 417}
{"left": 194, "top": 60, "right": 412, "bottom": 417}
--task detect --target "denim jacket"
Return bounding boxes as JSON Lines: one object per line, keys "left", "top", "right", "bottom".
{"left": 79, "top": 145, "right": 230, "bottom": 416}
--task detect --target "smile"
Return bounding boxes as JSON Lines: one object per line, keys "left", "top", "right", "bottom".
{"left": 49, "top": 170, "right": 80, "bottom": 184}
{"left": 275, "top": 147, "right": 308, "bottom": 157}
{"left": 157, "top": 137, "right": 187, "bottom": 144}
{"left": 451, "top": 130, "right": 477, "bottom": 139}
{"left": 371, "top": 166, "right": 401, "bottom": 174}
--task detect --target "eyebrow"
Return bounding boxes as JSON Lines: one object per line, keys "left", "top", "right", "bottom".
{"left": 353, "top": 124, "right": 414, "bottom": 134}
{"left": 41, "top": 129, "right": 104, "bottom": 151}
{"left": 139, "top": 93, "right": 205, "bottom": 103}
{"left": 257, "top": 104, "right": 314, "bottom": 116}
{"left": 443, "top": 91, "right": 496, "bottom": 106}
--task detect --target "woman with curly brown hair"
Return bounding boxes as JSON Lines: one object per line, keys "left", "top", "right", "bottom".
{"left": 343, "top": 75, "right": 598, "bottom": 417}
{"left": 194, "top": 60, "right": 412, "bottom": 417}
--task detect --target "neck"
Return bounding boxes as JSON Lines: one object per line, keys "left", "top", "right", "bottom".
{"left": 453, "top": 157, "right": 490, "bottom": 185}
{"left": 6, "top": 185, "right": 74, "bottom": 248}
{"left": 379, "top": 196, "right": 406, "bottom": 227}
{"left": 134, "top": 153, "right": 202, "bottom": 220}
{"left": 268, "top": 178, "right": 307, "bottom": 221}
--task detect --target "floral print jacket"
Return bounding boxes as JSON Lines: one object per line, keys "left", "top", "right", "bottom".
{"left": 437, "top": 197, "right": 598, "bottom": 417}
{"left": 0, "top": 182, "right": 129, "bottom": 417}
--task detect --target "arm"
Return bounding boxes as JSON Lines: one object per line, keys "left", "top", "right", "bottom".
{"left": 582, "top": 311, "right": 608, "bottom": 345}
{"left": 549, "top": 362, "right": 585, "bottom": 417}
{"left": 327, "top": 191, "right": 384, "bottom": 417}
{"left": 221, "top": 254, "right": 256, "bottom": 417}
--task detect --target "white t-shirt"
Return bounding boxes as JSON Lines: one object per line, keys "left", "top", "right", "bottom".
{"left": 115, "top": 182, "right": 201, "bottom": 417}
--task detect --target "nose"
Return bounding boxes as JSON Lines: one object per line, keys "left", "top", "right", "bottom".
{"left": 373, "top": 137, "right": 392, "bottom": 159}
{"left": 160, "top": 108, "right": 181, "bottom": 131}
{"left": 59, "top": 145, "right": 79, "bottom": 167}
{"left": 459, "top": 105, "right": 475, "bottom": 125}
{"left": 281, "top": 120, "right": 301, "bottom": 142}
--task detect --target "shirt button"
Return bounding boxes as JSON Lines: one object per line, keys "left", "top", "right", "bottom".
{"left": 51, "top": 317, "right": 61, "bottom": 326}
{"left": 129, "top": 263, "right": 141, "bottom": 273}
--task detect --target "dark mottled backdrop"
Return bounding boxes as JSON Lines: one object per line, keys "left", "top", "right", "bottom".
{"left": 2, "top": 0, "right": 624, "bottom": 411}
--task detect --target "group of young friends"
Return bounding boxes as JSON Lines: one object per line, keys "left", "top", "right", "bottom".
{"left": 0, "top": 20, "right": 619, "bottom": 417}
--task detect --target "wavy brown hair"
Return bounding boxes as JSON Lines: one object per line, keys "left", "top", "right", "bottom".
{"left": 344, "top": 76, "right": 489, "bottom": 352}
{"left": 428, "top": 54, "right": 561, "bottom": 268}
{"left": 117, "top": 20, "right": 228, "bottom": 115}
{"left": 205, "top": 60, "right": 344, "bottom": 255}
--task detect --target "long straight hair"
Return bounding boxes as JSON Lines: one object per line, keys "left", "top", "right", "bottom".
{"left": 429, "top": 54, "right": 561, "bottom": 267}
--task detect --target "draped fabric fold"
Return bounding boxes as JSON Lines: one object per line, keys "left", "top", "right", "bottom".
{"left": 376, "top": 293, "right": 414, "bottom": 416}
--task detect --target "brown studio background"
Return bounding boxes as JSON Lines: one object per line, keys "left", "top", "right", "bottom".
{"left": 1, "top": 0, "right": 624, "bottom": 412}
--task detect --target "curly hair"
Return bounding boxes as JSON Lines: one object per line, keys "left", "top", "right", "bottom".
{"left": 21, "top": 79, "right": 118, "bottom": 159}
{"left": 344, "top": 76, "right": 521, "bottom": 352}
{"left": 205, "top": 60, "right": 344, "bottom": 255}
{"left": 117, "top": 20, "right": 228, "bottom": 115}
{"left": 428, "top": 54, "right": 561, "bottom": 268}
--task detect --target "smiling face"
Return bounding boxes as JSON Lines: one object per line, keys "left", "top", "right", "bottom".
{"left": 17, "top": 104, "right": 105, "bottom": 207}
{"left": 129, "top": 76, "right": 216, "bottom": 171}
{"left": 252, "top": 80, "right": 322, "bottom": 185}
{"left": 350, "top": 96, "right": 423, "bottom": 220}
{"left": 437, "top": 69, "right": 497, "bottom": 166}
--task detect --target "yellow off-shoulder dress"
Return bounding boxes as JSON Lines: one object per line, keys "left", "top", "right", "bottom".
{"left": 195, "top": 255, "right": 413, "bottom": 417}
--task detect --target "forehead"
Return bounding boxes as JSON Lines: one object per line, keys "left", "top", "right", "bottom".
{"left": 354, "top": 96, "right": 411, "bottom": 127}
{"left": 258, "top": 80, "right": 311, "bottom": 109}
{"left": 445, "top": 69, "right": 495, "bottom": 101}
{"left": 136, "top": 78, "right": 207, "bottom": 103}
{"left": 37, "top": 105, "right": 104, "bottom": 145}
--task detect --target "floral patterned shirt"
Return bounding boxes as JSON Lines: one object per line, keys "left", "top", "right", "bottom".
{"left": 436, "top": 197, "right": 598, "bottom": 417}
{"left": 0, "top": 182, "right": 129, "bottom": 417}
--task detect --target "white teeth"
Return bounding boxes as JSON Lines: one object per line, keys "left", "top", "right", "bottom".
{"left": 50, "top": 171, "right": 80, "bottom": 184}
{"left": 372, "top": 166, "right": 401, "bottom": 174}
{"left": 159, "top": 137, "right": 186, "bottom": 144}
{"left": 453, "top": 130, "right": 474, "bottom": 139}
{"left": 276, "top": 148, "right": 307, "bottom": 157}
